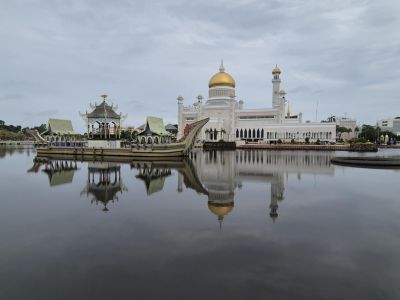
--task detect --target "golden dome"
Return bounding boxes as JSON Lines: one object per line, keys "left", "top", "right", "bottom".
{"left": 272, "top": 65, "right": 281, "bottom": 75}
{"left": 208, "top": 61, "right": 236, "bottom": 88}
{"left": 208, "top": 202, "right": 234, "bottom": 217}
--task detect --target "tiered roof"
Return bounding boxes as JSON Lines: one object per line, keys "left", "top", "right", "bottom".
{"left": 86, "top": 101, "right": 120, "bottom": 119}
{"left": 47, "top": 118, "right": 75, "bottom": 135}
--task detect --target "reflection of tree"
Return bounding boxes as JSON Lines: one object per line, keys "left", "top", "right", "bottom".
{"left": 0, "top": 147, "right": 25, "bottom": 158}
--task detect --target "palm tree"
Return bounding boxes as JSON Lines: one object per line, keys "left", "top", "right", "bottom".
{"left": 327, "top": 115, "right": 336, "bottom": 123}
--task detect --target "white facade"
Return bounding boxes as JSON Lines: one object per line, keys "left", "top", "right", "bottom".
{"left": 377, "top": 116, "right": 400, "bottom": 136}
{"left": 336, "top": 117, "right": 358, "bottom": 140}
{"left": 177, "top": 63, "right": 336, "bottom": 143}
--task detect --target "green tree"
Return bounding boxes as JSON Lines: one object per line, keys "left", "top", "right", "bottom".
{"left": 360, "top": 125, "right": 378, "bottom": 142}
{"left": 32, "top": 124, "right": 47, "bottom": 133}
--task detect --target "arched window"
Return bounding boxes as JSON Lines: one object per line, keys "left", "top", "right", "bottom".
{"left": 154, "top": 137, "right": 159, "bottom": 144}
{"left": 261, "top": 129, "right": 264, "bottom": 138}
{"left": 141, "top": 137, "right": 146, "bottom": 144}
{"left": 240, "top": 129, "right": 243, "bottom": 138}
{"left": 253, "top": 129, "right": 256, "bottom": 138}
{"left": 257, "top": 129, "right": 260, "bottom": 138}
{"left": 147, "top": 137, "right": 152, "bottom": 144}
{"left": 244, "top": 129, "right": 247, "bottom": 138}
{"left": 236, "top": 129, "right": 239, "bottom": 138}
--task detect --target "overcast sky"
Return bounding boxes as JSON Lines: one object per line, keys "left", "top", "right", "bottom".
{"left": 1, "top": 0, "right": 399, "bottom": 131}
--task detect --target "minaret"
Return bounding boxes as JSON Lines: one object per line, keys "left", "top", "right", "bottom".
{"left": 272, "top": 65, "right": 283, "bottom": 123}
{"left": 177, "top": 95, "right": 184, "bottom": 139}
{"left": 279, "top": 88, "right": 287, "bottom": 120}
{"left": 272, "top": 65, "right": 281, "bottom": 110}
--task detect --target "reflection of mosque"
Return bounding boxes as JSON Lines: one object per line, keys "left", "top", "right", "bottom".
{"left": 29, "top": 150, "right": 334, "bottom": 221}
{"left": 80, "top": 162, "right": 128, "bottom": 212}
{"left": 186, "top": 150, "right": 334, "bottom": 224}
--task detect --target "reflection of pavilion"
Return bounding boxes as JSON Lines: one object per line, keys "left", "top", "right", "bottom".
{"left": 133, "top": 162, "right": 172, "bottom": 195}
{"left": 80, "top": 162, "right": 127, "bottom": 212}
{"left": 28, "top": 159, "right": 79, "bottom": 186}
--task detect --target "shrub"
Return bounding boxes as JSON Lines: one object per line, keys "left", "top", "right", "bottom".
{"left": 290, "top": 139, "right": 296, "bottom": 144}
{"left": 350, "top": 137, "right": 368, "bottom": 144}
{"left": 315, "top": 139, "right": 321, "bottom": 145}
{"left": 305, "top": 137, "right": 310, "bottom": 144}
{"left": 277, "top": 139, "right": 282, "bottom": 144}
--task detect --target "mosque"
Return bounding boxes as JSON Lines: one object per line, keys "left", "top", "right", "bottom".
{"left": 177, "top": 62, "right": 336, "bottom": 143}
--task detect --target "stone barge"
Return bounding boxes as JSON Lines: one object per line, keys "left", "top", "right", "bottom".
{"left": 36, "top": 118, "right": 209, "bottom": 159}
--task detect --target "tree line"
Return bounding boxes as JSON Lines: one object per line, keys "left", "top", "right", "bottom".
{"left": 0, "top": 120, "right": 47, "bottom": 141}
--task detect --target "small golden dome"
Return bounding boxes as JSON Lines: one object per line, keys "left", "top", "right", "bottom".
{"left": 272, "top": 65, "right": 281, "bottom": 75}
{"left": 208, "top": 202, "right": 234, "bottom": 217}
{"left": 208, "top": 61, "right": 236, "bottom": 88}
{"left": 279, "top": 89, "right": 286, "bottom": 94}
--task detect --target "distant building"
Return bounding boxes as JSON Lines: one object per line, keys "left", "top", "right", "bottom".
{"left": 377, "top": 116, "right": 400, "bottom": 136}
{"left": 335, "top": 117, "right": 358, "bottom": 140}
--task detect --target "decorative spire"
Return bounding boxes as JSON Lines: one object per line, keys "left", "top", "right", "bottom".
{"left": 219, "top": 59, "right": 225, "bottom": 72}
{"left": 218, "top": 215, "right": 224, "bottom": 229}
{"left": 287, "top": 102, "right": 291, "bottom": 117}
{"left": 100, "top": 94, "right": 108, "bottom": 102}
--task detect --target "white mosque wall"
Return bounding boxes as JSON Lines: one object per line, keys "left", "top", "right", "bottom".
{"left": 178, "top": 65, "right": 337, "bottom": 143}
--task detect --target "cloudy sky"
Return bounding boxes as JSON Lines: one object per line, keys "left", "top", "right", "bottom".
{"left": 1, "top": 0, "right": 399, "bottom": 131}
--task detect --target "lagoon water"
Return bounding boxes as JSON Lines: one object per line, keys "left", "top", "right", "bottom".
{"left": 1, "top": 147, "right": 400, "bottom": 300}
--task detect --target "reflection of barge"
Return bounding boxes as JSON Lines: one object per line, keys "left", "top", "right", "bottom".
{"left": 331, "top": 156, "right": 400, "bottom": 168}
{"left": 36, "top": 118, "right": 209, "bottom": 158}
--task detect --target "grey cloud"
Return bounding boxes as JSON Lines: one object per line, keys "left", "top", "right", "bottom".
{"left": 0, "top": 94, "right": 26, "bottom": 102}
{"left": 25, "top": 109, "right": 59, "bottom": 117}
{"left": 0, "top": 0, "right": 399, "bottom": 130}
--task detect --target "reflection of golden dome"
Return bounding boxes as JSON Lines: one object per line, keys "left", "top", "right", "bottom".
{"left": 208, "top": 201, "right": 234, "bottom": 217}
{"left": 272, "top": 65, "right": 281, "bottom": 75}
{"left": 208, "top": 62, "right": 236, "bottom": 88}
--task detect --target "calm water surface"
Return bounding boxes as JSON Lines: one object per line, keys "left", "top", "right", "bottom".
{"left": 1, "top": 147, "right": 400, "bottom": 300}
